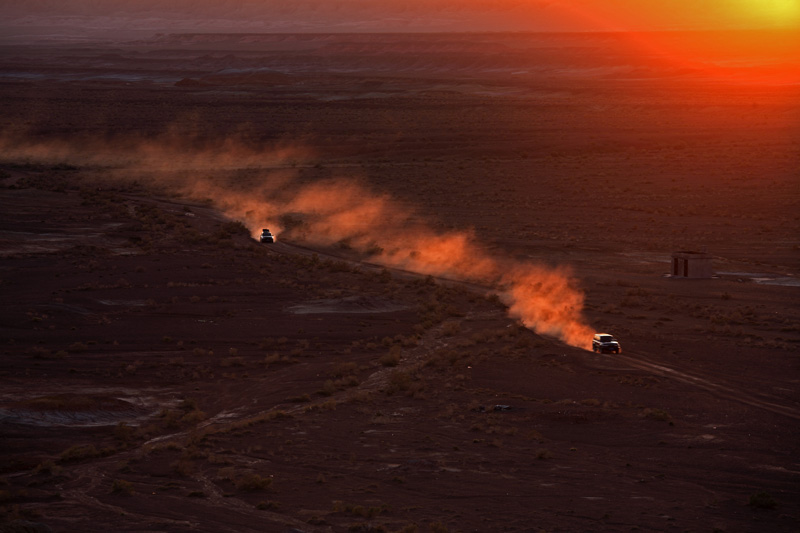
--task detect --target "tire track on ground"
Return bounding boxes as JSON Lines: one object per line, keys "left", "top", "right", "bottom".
{"left": 615, "top": 351, "right": 800, "bottom": 420}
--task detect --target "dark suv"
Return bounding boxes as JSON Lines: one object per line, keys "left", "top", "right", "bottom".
{"left": 592, "top": 333, "right": 621, "bottom": 354}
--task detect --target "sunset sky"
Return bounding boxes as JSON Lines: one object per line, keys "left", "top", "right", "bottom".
{"left": 2, "top": 0, "right": 800, "bottom": 33}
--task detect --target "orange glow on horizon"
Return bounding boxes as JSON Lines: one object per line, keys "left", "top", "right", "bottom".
{"left": 539, "top": 1, "right": 800, "bottom": 84}
{"left": 3, "top": 1, "right": 800, "bottom": 34}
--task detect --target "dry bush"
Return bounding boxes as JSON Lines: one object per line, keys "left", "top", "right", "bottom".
{"left": 216, "top": 467, "right": 237, "bottom": 481}
{"left": 330, "top": 361, "right": 358, "bottom": 377}
{"left": 385, "top": 369, "right": 413, "bottom": 395}
{"left": 319, "top": 379, "right": 337, "bottom": 396}
{"left": 114, "top": 422, "right": 135, "bottom": 442}
{"left": 111, "top": 479, "right": 134, "bottom": 495}
{"left": 33, "top": 460, "right": 62, "bottom": 476}
{"left": 236, "top": 473, "right": 273, "bottom": 492}
{"left": 334, "top": 375, "right": 360, "bottom": 389}
{"left": 180, "top": 410, "right": 207, "bottom": 425}
{"left": 441, "top": 321, "right": 461, "bottom": 336}
{"left": 171, "top": 460, "right": 195, "bottom": 477}
{"left": 256, "top": 500, "right": 280, "bottom": 511}
{"left": 220, "top": 356, "right": 244, "bottom": 367}
{"left": 641, "top": 408, "right": 672, "bottom": 422}
{"left": 332, "top": 501, "right": 389, "bottom": 518}
{"left": 259, "top": 337, "right": 276, "bottom": 349}
{"left": 27, "top": 346, "right": 52, "bottom": 359}
{"left": 67, "top": 342, "right": 88, "bottom": 353}
{"left": 379, "top": 345, "right": 402, "bottom": 367}
{"left": 59, "top": 444, "right": 103, "bottom": 463}
{"left": 525, "top": 429, "right": 546, "bottom": 442}
{"left": 749, "top": 491, "right": 777, "bottom": 509}
{"left": 287, "top": 394, "right": 311, "bottom": 403}
{"left": 535, "top": 449, "right": 553, "bottom": 460}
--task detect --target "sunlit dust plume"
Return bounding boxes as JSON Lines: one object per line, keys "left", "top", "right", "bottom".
{"left": 0, "top": 130, "right": 594, "bottom": 349}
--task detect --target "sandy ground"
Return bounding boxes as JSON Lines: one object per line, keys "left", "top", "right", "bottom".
{"left": 1, "top": 33, "right": 799, "bottom": 532}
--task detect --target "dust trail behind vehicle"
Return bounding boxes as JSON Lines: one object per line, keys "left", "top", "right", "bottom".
{"left": 0, "top": 129, "right": 595, "bottom": 348}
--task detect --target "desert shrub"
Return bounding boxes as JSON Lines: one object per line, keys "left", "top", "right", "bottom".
{"left": 171, "top": 460, "right": 194, "bottom": 477}
{"left": 312, "top": 399, "right": 338, "bottom": 412}
{"left": 377, "top": 267, "right": 391, "bottom": 282}
{"left": 177, "top": 398, "right": 197, "bottom": 411}
{"left": 379, "top": 346, "right": 402, "bottom": 367}
{"left": 219, "top": 220, "right": 250, "bottom": 237}
{"left": 180, "top": 410, "right": 207, "bottom": 424}
{"left": 334, "top": 375, "right": 360, "bottom": 388}
{"left": 430, "top": 522, "right": 450, "bottom": 533}
{"left": 535, "top": 449, "right": 553, "bottom": 460}
{"left": 366, "top": 243, "right": 385, "bottom": 257}
{"left": 237, "top": 473, "right": 273, "bottom": 492}
{"left": 749, "top": 491, "right": 777, "bottom": 509}
{"left": 325, "top": 259, "right": 354, "bottom": 273}
{"left": 27, "top": 346, "right": 50, "bottom": 359}
{"left": 330, "top": 361, "right": 358, "bottom": 377}
{"left": 287, "top": 394, "right": 311, "bottom": 403}
{"left": 216, "top": 467, "right": 237, "bottom": 481}
{"left": 256, "top": 500, "right": 280, "bottom": 510}
{"left": 642, "top": 408, "right": 672, "bottom": 422}
{"left": 332, "top": 501, "right": 389, "bottom": 518}
{"left": 259, "top": 337, "right": 276, "bottom": 349}
{"left": 385, "top": 369, "right": 412, "bottom": 395}
{"left": 111, "top": 479, "right": 134, "bottom": 495}
{"left": 114, "top": 422, "right": 135, "bottom": 442}
{"left": 33, "top": 460, "right": 62, "bottom": 476}
{"left": 67, "top": 342, "right": 88, "bottom": 353}
{"left": 441, "top": 321, "right": 461, "bottom": 336}
{"left": 319, "top": 379, "right": 337, "bottom": 396}
{"left": 158, "top": 409, "right": 183, "bottom": 429}
{"left": 59, "top": 444, "right": 100, "bottom": 463}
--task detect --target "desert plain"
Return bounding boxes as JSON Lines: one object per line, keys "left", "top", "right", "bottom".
{"left": 0, "top": 32, "right": 799, "bottom": 532}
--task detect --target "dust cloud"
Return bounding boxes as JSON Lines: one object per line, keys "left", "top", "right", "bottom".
{"left": 0, "top": 131, "right": 594, "bottom": 348}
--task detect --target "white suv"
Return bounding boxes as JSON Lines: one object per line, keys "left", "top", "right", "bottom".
{"left": 592, "top": 333, "right": 621, "bottom": 354}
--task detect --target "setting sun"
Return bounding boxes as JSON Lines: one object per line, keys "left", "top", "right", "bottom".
{"left": 736, "top": 0, "right": 800, "bottom": 27}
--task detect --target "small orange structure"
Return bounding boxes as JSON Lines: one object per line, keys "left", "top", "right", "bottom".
{"left": 671, "top": 251, "right": 713, "bottom": 279}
